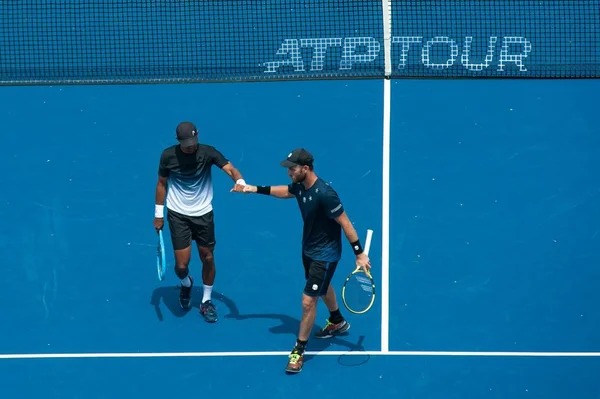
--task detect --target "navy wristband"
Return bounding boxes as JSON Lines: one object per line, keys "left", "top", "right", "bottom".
{"left": 351, "top": 239, "right": 363, "bottom": 255}
{"left": 256, "top": 185, "right": 271, "bottom": 195}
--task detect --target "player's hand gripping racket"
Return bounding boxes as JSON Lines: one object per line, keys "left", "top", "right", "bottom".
{"left": 341, "top": 229, "right": 375, "bottom": 314}
{"left": 156, "top": 230, "right": 166, "bottom": 281}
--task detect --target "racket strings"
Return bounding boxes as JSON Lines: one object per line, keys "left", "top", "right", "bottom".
{"left": 344, "top": 273, "right": 374, "bottom": 312}
{"left": 355, "top": 275, "right": 373, "bottom": 292}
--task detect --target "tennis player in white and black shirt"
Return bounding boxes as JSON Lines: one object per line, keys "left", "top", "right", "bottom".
{"left": 153, "top": 121, "right": 246, "bottom": 323}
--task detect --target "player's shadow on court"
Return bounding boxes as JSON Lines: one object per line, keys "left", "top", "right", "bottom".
{"left": 150, "top": 285, "right": 369, "bottom": 364}
{"left": 150, "top": 286, "right": 249, "bottom": 322}
{"left": 150, "top": 285, "right": 230, "bottom": 320}
{"left": 216, "top": 293, "right": 370, "bottom": 364}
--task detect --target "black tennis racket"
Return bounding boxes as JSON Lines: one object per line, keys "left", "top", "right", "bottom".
{"left": 341, "top": 229, "right": 375, "bottom": 314}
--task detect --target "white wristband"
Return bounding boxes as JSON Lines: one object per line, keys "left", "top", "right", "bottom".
{"left": 155, "top": 204, "right": 164, "bottom": 218}
{"left": 236, "top": 179, "right": 246, "bottom": 185}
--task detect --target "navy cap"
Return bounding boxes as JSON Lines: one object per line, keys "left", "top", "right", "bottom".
{"left": 176, "top": 121, "right": 199, "bottom": 147}
{"left": 280, "top": 148, "right": 314, "bottom": 168}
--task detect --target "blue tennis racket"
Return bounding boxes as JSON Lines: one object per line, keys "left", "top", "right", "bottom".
{"left": 156, "top": 230, "right": 166, "bottom": 281}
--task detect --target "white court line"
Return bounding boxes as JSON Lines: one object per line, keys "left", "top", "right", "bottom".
{"left": 379, "top": 0, "right": 393, "bottom": 355}
{"left": 380, "top": 77, "right": 391, "bottom": 354}
{"left": 2, "top": 351, "right": 600, "bottom": 360}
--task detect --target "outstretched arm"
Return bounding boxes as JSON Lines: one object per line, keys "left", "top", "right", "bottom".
{"left": 221, "top": 162, "right": 245, "bottom": 185}
{"left": 239, "top": 184, "right": 295, "bottom": 199}
{"left": 208, "top": 147, "right": 246, "bottom": 190}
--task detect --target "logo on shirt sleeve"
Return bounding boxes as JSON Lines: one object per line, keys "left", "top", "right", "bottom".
{"left": 330, "top": 204, "right": 342, "bottom": 213}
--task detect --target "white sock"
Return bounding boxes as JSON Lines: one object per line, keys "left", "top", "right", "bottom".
{"left": 181, "top": 276, "right": 192, "bottom": 287}
{"left": 202, "top": 284, "right": 213, "bottom": 303}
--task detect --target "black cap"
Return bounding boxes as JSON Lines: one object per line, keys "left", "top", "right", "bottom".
{"left": 280, "top": 148, "right": 314, "bottom": 168}
{"left": 176, "top": 121, "right": 199, "bottom": 147}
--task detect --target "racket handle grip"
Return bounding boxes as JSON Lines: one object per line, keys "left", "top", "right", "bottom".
{"left": 364, "top": 229, "right": 373, "bottom": 256}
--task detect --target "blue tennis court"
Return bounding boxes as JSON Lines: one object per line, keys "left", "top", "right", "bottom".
{"left": 1, "top": 76, "right": 599, "bottom": 399}
{"left": 1, "top": 1, "right": 600, "bottom": 398}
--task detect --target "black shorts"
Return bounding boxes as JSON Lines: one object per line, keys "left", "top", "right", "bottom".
{"left": 167, "top": 208, "right": 216, "bottom": 250}
{"left": 302, "top": 254, "right": 339, "bottom": 297}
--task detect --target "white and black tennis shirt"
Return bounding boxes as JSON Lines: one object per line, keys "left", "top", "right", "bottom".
{"left": 158, "top": 144, "right": 229, "bottom": 217}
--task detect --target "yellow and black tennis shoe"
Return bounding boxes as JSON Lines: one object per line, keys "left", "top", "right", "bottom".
{"left": 285, "top": 347, "right": 304, "bottom": 373}
{"left": 314, "top": 319, "right": 350, "bottom": 338}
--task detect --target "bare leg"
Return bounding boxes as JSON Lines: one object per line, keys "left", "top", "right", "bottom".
{"left": 320, "top": 284, "right": 339, "bottom": 312}
{"left": 174, "top": 246, "right": 192, "bottom": 279}
{"left": 197, "top": 243, "right": 218, "bottom": 322}
{"left": 298, "top": 294, "right": 318, "bottom": 341}
{"left": 197, "top": 244, "right": 216, "bottom": 287}
{"left": 313, "top": 284, "right": 349, "bottom": 338}
{"left": 174, "top": 245, "right": 193, "bottom": 309}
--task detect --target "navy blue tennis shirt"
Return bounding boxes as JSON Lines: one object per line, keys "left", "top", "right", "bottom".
{"left": 288, "top": 177, "right": 345, "bottom": 262}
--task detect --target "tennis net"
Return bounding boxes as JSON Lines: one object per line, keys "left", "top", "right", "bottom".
{"left": 1, "top": 0, "right": 598, "bottom": 85}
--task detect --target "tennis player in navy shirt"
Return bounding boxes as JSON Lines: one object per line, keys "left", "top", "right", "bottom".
{"left": 233, "top": 148, "right": 371, "bottom": 373}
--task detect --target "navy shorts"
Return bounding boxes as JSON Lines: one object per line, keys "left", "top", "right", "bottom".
{"left": 302, "top": 254, "right": 339, "bottom": 297}
{"left": 167, "top": 208, "right": 216, "bottom": 250}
